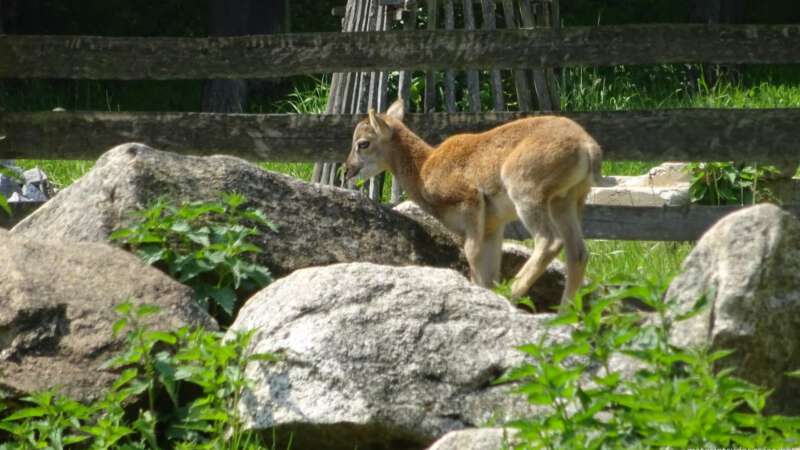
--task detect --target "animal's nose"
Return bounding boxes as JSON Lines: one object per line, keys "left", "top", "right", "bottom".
{"left": 344, "top": 164, "right": 360, "bottom": 181}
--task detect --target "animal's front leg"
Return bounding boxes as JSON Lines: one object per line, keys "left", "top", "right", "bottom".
{"left": 478, "top": 224, "right": 505, "bottom": 287}
{"left": 462, "top": 224, "right": 505, "bottom": 290}
{"left": 464, "top": 233, "right": 490, "bottom": 287}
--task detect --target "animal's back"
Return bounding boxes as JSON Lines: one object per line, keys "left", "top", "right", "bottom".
{"left": 421, "top": 116, "right": 600, "bottom": 205}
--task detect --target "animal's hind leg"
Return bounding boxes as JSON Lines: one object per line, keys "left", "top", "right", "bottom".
{"left": 548, "top": 191, "right": 588, "bottom": 312}
{"left": 464, "top": 219, "right": 505, "bottom": 289}
{"left": 510, "top": 204, "right": 563, "bottom": 300}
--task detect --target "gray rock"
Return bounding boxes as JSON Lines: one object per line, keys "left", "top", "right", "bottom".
{"left": 0, "top": 161, "right": 24, "bottom": 178}
{"left": 665, "top": 203, "right": 800, "bottom": 414}
{"left": 427, "top": 428, "right": 519, "bottom": 450}
{"left": 12, "top": 143, "right": 463, "bottom": 277}
{"left": 227, "top": 262, "right": 569, "bottom": 450}
{"left": 0, "top": 229, "right": 216, "bottom": 402}
{"left": 0, "top": 173, "right": 20, "bottom": 198}
{"left": 394, "top": 201, "right": 568, "bottom": 308}
{"left": 394, "top": 200, "right": 460, "bottom": 244}
{"left": 21, "top": 184, "right": 47, "bottom": 202}
{"left": 501, "top": 242, "right": 569, "bottom": 311}
{"left": 23, "top": 167, "right": 48, "bottom": 186}
{"left": 22, "top": 167, "right": 52, "bottom": 199}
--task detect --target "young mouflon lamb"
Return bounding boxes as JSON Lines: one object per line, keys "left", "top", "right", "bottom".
{"left": 345, "top": 100, "right": 602, "bottom": 310}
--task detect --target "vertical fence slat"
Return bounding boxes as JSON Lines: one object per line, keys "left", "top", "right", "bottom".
{"left": 462, "top": 0, "right": 482, "bottom": 112}
{"left": 535, "top": 0, "right": 560, "bottom": 110}
{"left": 552, "top": 0, "right": 560, "bottom": 29}
{"left": 481, "top": 0, "right": 505, "bottom": 111}
{"left": 443, "top": 0, "right": 457, "bottom": 113}
{"left": 318, "top": 1, "right": 354, "bottom": 184}
{"left": 367, "top": 0, "right": 388, "bottom": 200}
{"left": 519, "top": 0, "right": 553, "bottom": 111}
{"left": 501, "top": 0, "right": 533, "bottom": 111}
{"left": 392, "top": 6, "right": 418, "bottom": 203}
{"left": 424, "top": 0, "right": 439, "bottom": 113}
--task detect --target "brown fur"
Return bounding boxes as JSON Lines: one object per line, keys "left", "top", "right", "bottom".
{"left": 345, "top": 100, "right": 602, "bottom": 310}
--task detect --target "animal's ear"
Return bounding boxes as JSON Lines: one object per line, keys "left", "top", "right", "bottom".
{"left": 369, "top": 108, "right": 392, "bottom": 138}
{"left": 386, "top": 99, "right": 405, "bottom": 122}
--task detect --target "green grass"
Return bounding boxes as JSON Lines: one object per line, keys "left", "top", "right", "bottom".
{"left": 260, "top": 162, "right": 315, "bottom": 181}
{"left": 15, "top": 159, "right": 95, "bottom": 190}
{"left": 585, "top": 240, "right": 692, "bottom": 283}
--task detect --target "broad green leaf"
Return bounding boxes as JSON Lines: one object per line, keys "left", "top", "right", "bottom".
{"left": 2, "top": 407, "right": 47, "bottom": 421}
{"left": 144, "top": 330, "right": 177, "bottom": 345}
{"left": 114, "top": 302, "right": 133, "bottom": 316}
{"left": 137, "top": 245, "right": 168, "bottom": 266}
{"left": 135, "top": 303, "right": 161, "bottom": 318}
{"left": 112, "top": 318, "right": 128, "bottom": 337}
{"left": 112, "top": 368, "right": 140, "bottom": 391}
{"left": 208, "top": 287, "right": 237, "bottom": 316}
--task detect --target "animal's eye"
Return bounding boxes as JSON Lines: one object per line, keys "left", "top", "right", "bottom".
{"left": 357, "top": 140, "right": 370, "bottom": 150}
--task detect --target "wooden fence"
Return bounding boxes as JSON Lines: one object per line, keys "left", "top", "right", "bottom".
{"left": 1, "top": 21, "right": 799, "bottom": 240}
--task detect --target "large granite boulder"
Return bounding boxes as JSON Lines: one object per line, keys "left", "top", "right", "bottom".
{"left": 227, "top": 263, "right": 569, "bottom": 450}
{"left": 0, "top": 230, "right": 216, "bottom": 401}
{"left": 666, "top": 203, "right": 800, "bottom": 414}
{"left": 426, "top": 428, "right": 519, "bottom": 450}
{"left": 11, "top": 143, "right": 462, "bottom": 277}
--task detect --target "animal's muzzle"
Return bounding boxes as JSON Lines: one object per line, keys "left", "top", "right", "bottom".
{"left": 345, "top": 163, "right": 361, "bottom": 181}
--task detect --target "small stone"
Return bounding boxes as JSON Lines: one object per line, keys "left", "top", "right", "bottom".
{"left": 428, "top": 428, "right": 520, "bottom": 450}
{"left": 23, "top": 167, "right": 48, "bottom": 186}
{"left": 1, "top": 161, "right": 24, "bottom": 178}
{"left": 0, "top": 173, "right": 21, "bottom": 198}
{"left": 22, "top": 184, "right": 48, "bottom": 202}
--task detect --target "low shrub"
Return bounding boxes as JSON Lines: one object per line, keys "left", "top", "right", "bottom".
{"left": 687, "top": 161, "right": 781, "bottom": 206}
{"left": 0, "top": 193, "right": 9, "bottom": 217}
{"left": 0, "top": 302, "right": 278, "bottom": 449}
{"left": 111, "top": 193, "right": 275, "bottom": 325}
{"left": 500, "top": 277, "right": 800, "bottom": 449}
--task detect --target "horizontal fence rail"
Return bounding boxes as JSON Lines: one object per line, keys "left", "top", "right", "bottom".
{"left": 3, "top": 199, "right": 799, "bottom": 241}
{"left": 1, "top": 24, "right": 799, "bottom": 79}
{"left": 510, "top": 204, "right": 800, "bottom": 241}
{"left": 2, "top": 109, "right": 799, "bottom": 162}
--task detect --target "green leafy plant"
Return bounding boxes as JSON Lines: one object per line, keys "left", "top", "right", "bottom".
{"left": 111, "top": 193, "right": 276, "bottom": 324}
{"left": 499, "top": 277, "right": 800, "bottom": 449}
{"left": 0, "top": 302, "right": 278, "bottom": 449}
{"left": 687, "top": 161, "right": 781, "bottom": 206}
{"left": 493, "top": 280, "right": 537, "bottom": 313}
{"left": 0, "top": 193, "right": 9, "bottom": 217}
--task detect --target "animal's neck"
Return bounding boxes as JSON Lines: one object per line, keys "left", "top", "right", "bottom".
{"left": 387, "top": 125, "right": 434, "bottom": 207}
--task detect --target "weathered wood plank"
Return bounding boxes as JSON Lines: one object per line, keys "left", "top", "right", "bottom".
{"left": 462, "top": 0, "right": 482, "bottom": 112}
{"left": 443, "top": 0, "right": 458, "bottom": 112}
{"left": 5, "top": 197, "right": 797, "bottom": 242}
{"left": 536, "top": 0, "right": 561, "bottom": 111}
{"left": 519, "top": 0, "right": 555, "bottom": 111}
{"left": 393, "top": 8, "right": 418, "bottom": 203}
{"left": 506, "top": 204, "right": 800, "bottom": 241}
{"left": 4, "top": 24, "right": 799, "bottom": 79}
{"left": 424, "top": 0, "right": 439, "bottom": 113}
{"left": 501, "top": 0, "right": 533, "bottom": 111}
{"left": 2, "top": 109, "right": 799, "bottom": 163}
{"left": 481, "top": 0, "right": 505, "bottom": 111}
